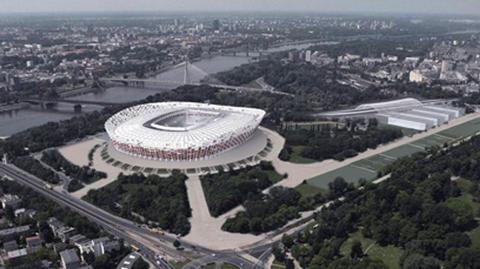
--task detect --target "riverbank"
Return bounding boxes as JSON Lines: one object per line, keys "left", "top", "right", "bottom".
{"left": 0, "top": 103, "right": 29, "bottom": 113}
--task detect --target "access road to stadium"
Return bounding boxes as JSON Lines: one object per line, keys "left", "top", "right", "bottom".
{"left": 57, "top": 112, "right": 480, "bottom": 251}
{"left": 3, "top": 112, "right": 480, "bottom": 268}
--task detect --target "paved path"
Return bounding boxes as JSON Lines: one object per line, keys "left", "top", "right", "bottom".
{"left": 59, "top": 137, "right": 129, "bottom": 198}
{"left": 183, "top": 175, "right": 261, "bottom": 250}
{"left": 262, "top": 112, "right": 480, "bottom": 189}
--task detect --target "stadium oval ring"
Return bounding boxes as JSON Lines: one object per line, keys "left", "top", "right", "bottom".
{"left": 105, "top": 102, "right": 266, "bottom": 161}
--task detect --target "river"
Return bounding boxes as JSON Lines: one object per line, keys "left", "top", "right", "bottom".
{"left": 0, "top": 55, "right": 252, "bottom": 137}
{"left": 0, "top": 43, "right": 326, "bottom": 137}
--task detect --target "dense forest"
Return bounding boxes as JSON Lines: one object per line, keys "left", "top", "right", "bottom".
{"left": 311, "top": 38, "right": 435, "bottom": 59}
{"left": 214, "top": 57, "right": 462, "bottom": 113}
{"left": 214, "top": 59, "right": 395, "bottom": 112}
{"left": 41, "top": 149, "right": 106, "bottom": 185}
{"left": 12, "top": 156, "right": 61, "bottom": 185}
{"left": 280, "top": 119, "right": 404, "bottom": 162}
{"left": 84, "top": 171, "right": 191, "bottom": 235}
{"left": 282, "top": 135, "right": 480, "bottom": 269}
{"left": 201, "top": 161, "right": 283, "bottom": 217}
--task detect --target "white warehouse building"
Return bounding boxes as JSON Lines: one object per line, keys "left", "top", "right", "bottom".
{"left": 320, "top": 98, "right": 465, "bottom": 131}
{"left": 367, "top": 100, "right": 464, "bottom": 131}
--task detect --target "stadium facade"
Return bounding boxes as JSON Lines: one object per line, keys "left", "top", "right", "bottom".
{"left": 105, "top": 102, "right": 265, "bottom": 161}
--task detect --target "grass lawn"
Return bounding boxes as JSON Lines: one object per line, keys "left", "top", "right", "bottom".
{"left": 445, "top": 194, "right": 479, "bottom": 214}
{"left": 271, "top": 259, "right": 286, "bottom": 269}
{"left": 295, "top": 183, "right": 325, "bottom": 198}
{"left": 456, "top": 178, "right": 474, "bottom": 192}
{"left": 468, "top": 226, "right": 480, "bottom": 251}
{"left": 242, "top": 79, "right": 262, "bottom": 89}
{"left": 265, "top": 169, "right": 284, "bottom": 183}
{"left": 221, "top": 263, "right": 240, "bottom": 269}
{"left": 202, "top": 263, "right": 216, "bottom": 269}
{"left": 288, "top": 146, "right": 317, "bottom": 164}
{"left": 445, "top": 185, "right": 480, "bottom": 217}
{"left": 171, "top": 259, "right": 191, "bottom": 269}
{"left": 340, "top": 231, "right": 402, "bottom": 269}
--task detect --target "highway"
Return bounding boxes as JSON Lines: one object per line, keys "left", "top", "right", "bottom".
{"left": 0, "top": 163, "right": 177, "bottom": 269}
{"left": 0, "top": 162, "right": 264, "bottom": 269}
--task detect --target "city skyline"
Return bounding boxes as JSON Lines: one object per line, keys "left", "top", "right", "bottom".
{"left": 1, "top": 0, "right": 480, "bottom": 15}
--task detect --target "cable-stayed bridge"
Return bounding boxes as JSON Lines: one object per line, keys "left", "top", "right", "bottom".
{"left": 101, "top": 60, "right": 292, "bottom": 97}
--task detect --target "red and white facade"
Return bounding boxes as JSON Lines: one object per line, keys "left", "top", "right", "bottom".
{"left": 105, "top": 102, "right": 265, "bottom": 162}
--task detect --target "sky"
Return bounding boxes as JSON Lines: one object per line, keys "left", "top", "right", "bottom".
{"left": 1, "top": 0, "right": 480, "bottom": 15}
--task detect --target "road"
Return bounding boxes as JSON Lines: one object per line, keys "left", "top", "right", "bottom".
{"left": 0, "top": 163, "right": 261, "bottom": 269}
{"left": 0, "top": 163, "right": 177, "bottom": 268}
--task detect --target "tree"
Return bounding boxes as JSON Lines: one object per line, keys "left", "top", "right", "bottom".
{"left": 328, "top": 177, "right": 349, "bottom": 196}
{"left": 350, "top": 240, "right": 364, "bottom": 260}
{"left": 273, "top": 245, "right": 286, "bottom": 262}
{"left": 83, "top": 252, "right": 95, "bottom": 265}
{"left": 173, "top": 240, "right": 181, "bottom": 249}
{"left": 38, "top": 221, "right": 54, "bottom": 243}
{"left": 285, "top": 259, "right": 294, "bottom": 269}
{"left": 4, "top": 206, "right": 14, "bottom": 222}
{"left": 132, "top": 257, "right": 150, "bottom": 269}
{"left": 402, "top": 254, "right": 441, "bottom": 269}
{"left": 282, "top": 234, "right": 294, "bottom": 249}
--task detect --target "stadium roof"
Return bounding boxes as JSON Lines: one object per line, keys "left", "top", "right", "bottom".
{"left": 105, "top": 102, "right": 265, "bottom": 150}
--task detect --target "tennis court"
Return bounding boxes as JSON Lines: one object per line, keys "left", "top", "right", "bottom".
{"left": 353, "top": 154, "right": 396, "bottom": 171}
{"left": 439, "top": 118, "right": 480, "bottom": 139}
{"left": 410, "top": 134, "right": 453, "bottom": 148}
{"left": 307, "top": 165, "right": 377, "bottom": 189}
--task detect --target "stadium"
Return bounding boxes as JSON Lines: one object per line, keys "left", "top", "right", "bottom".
{"left": 105, "top": 102, "right": 266, "bottom": 162}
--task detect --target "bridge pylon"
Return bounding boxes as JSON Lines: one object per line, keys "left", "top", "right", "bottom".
{"left": 183, "top": 59, "right": 190, "bottom": 85}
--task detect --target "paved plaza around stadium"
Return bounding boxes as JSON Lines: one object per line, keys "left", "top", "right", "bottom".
{"left": 58, "top": 111, "right": 480, "bottom": 250}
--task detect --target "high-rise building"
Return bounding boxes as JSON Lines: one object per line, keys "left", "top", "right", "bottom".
{"left": 305, "top": 50, "right": 312, "bottom": 62}
{"left": 213, "top": 19, "right": 220, "bottom": 31}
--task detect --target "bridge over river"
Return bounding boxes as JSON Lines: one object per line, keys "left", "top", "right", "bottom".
{"left": 101, "top": 60, "right": 293, "bottom": 97}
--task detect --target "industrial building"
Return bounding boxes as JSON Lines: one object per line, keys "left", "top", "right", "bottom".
{"left": 320, "top": 98, "right": 464, "bottom": 131}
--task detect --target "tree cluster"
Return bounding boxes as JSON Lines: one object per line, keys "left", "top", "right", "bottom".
{"left": 12, "top": 156, "right": 60, "bottom": 184}
{"left": 288, "top": 135, "right": 480, "bottom": 269}
{"left": 201, "top": 161, "right": 280, "bottom": 217}
{"left": 281, "top": 119, "right": 403, "bottom": 162}
{"left": 84, "top": 171, "right": 191, "bottom": 235}
{"left": 223, "top": 186, "right": 325, "bottom": 234}
{"left": 41, "top": 149, "right": 106, "bottom": 184}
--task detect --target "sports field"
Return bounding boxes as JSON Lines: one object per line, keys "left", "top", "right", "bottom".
{"left": 410, "top": 133, "right": 454, "bottom": 148}
{"left": 352, "top": 154, "right": 396, "bottom": 171}
{"left": 439, "top": 117, "right": 480, "bottom": 139}
{"left": 307, "top": 165, "right": 377, "bottom": 189}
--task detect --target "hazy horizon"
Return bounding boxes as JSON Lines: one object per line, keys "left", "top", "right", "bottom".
{"left": 1, "top": 0, "right": 480, "bottom": 15}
